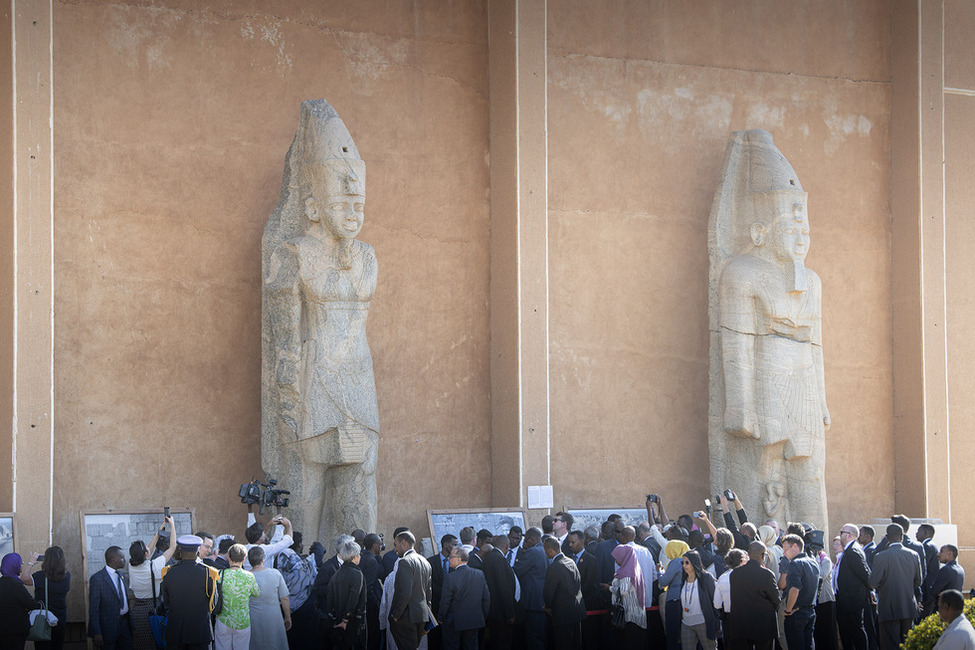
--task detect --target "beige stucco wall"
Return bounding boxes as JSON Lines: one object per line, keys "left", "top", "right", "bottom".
{"left": 0, "top": 1, "right": 13, "bottom": 513}
{"left": 547, "top": 0, "right": 895, "bottom": 529}
{"left": 52, "top": 0, "right": 490, "bottom": 617}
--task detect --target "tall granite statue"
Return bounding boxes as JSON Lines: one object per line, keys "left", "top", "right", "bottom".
{"left": 707, "top": 129, "right": 830, "bottom": 529}
{"left": 261, "top": 99, "right": 379, "bottom": 546}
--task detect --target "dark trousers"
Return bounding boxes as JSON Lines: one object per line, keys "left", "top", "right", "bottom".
{"left": 665, "top": 599, "right": 682, "bottom": 650}
{"left": 442, "top": 624, "right": 479, "bottom": 650}
{"left": 836, "top": 605, "right": 868, "bottom": 650}
{"left": 390, "top": 618, "right": 424, "bottom": 650}
{"left": 814, "top": 600, "right": 837, "bottom": 650}
{"left": 784, "top": 606, "right": 816, "bottom": 650}
{"left": 486, "top": 617, "right": 513, "bottom": 650}
{"left": 551, "top": 621, "right": 582, "bottom": 650}
{"left": 728, "top": 640, "right": 774, "bottom": 650}
{"left": 286, "top": 597, "right": 317, "bottom": 650}
{"left": 865, "top": 603, "right": 879, "bottom": 650}
{"left": 580, "top": 614, "right": 598, "bottom": 650}
{"left": 427, "top": 624, "right": 443, "bottom": 650}
{"left": 104, "top": 615, "right": 134, "bottom": 650}
{"left": 878, "top": 619, "right": 912, "bottom": 650}
{"left": 523, "top": 610, "right": 546, "bottom": 650}
{"left": 367, "top": 602, "right": 381, "bottom": 650}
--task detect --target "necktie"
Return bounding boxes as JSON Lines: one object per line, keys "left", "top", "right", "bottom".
{"left": 115, "top": 572, "right": 126, "bottom": 614}
{"left": 443, "top": 556, "right": 449, "bottom": 576}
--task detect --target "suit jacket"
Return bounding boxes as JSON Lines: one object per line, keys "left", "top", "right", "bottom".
{"left": 381, "top": 549, "right": 399, "bottom": 581}
{"left": 427, "top": 551, "right": 451, "bottom": 615}
{"left": 360, "top": 550, "right": 383, "bottom": 608}
{"left": 390, "top": 550, "right": 432, "bottom": 624}
{"left": 921, "top": 539, "right": 940, "bottom": 598}
{"left": 313, "top": 554, "right": 342, "bottom": 615}
{"left": 728, "top": 559, "right": 780, "bottom": 640}
{"left": 468, "top": 551, "right": 485, "bottom": 572}
{"left": 863, "top": 541, "right": 877, "bottom": 566}
{"left": 835, "top": 541, "right": 872, "bottom": 611}
{"left": 640, "top": 535, "right": 662, "bottom": 564}
{"left": 514, "top": 545, "right": 547, "bottom": 612}
{"left": 482, "top": 548, "right": 516, "bottom": 622}
{"left": 87, "top": 567, "right": 130, "bottom": 641}
{"left": 575, "top": 550, "right": 600, "bottom": 611}
{"left": 870, "top": 542, "right": 922, "bottom": 622}
{"left": 593, "top": 538, "right": 619, "bottom": 586}
{"left": 543, "top": 554, "right": 585, "bottom": 626}
{"left": 926, "top": 561, "right": 966, "bottom": 610}
{"left": 161, "top": 561, "right": 218, "bottom": 645}
{"left": 439, "top": 564, "right": 490, "bottom": 632}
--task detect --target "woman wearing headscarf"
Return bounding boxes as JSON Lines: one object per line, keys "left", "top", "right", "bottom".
{"left": 680, "top": 550, "right": 720, "bottom": 650}
{"left": 659, "top": 539, "right": 690, "bottom": 650}
{"left": 609, "top": 544, "right": 646, "bottom": 649}
{"left": 31, "top": 546, "right": 70, "bottom": 650}
{"left": 0, "top": 553, "right": 38, "bottom": 650}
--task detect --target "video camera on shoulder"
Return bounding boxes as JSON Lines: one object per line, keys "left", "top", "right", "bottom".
{"left": 238, "top": 477, "right": 291, "bottom": 515}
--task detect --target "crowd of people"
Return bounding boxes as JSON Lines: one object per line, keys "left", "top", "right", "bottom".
{"left": 0, "top": 492, "right": 971, "bottom": 650}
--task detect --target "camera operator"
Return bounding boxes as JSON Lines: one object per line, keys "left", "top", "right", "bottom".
{"left": 243, "top": 506, "right": 294, "bottom": 571}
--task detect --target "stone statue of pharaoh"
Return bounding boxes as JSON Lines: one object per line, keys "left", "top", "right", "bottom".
{"left": 709, "top": 129, "right": 829, "bottom": 529}
{"left": 262, "top": 100, "right": 379, "bottom": 546}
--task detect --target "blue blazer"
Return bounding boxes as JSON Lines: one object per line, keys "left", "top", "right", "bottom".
{"left": 439, "top": 564, "right": 490, "bottom": 632}
{"left": 514, "top": 546, "right": 546, "bottom": 612}
{"left": 88, "top": 568, "right": 130, "bottom": 641}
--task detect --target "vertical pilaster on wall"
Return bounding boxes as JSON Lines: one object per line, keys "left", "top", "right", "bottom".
{"left": 12, "top": 0, "right": 54, "bottom": 547}
{"left": 890, "top": 0, "right": 951, "bottom": 523}
{"left": 489, "top": 0, "right": 550, "bottom": 510}
{"left": 916, "top": 0, "right": 951, "bottom": 523}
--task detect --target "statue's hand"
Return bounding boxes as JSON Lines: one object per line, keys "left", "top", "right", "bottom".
{"left": 724, "top": 407, "right": 759, "bottom": 439}
{"left": 823, "top": 409, "right": 831, "bottom": 430}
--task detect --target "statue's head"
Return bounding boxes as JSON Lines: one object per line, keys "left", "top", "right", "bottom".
{"left": 294, "top": 99, "right": 366, "bottom": 242}
{"left": 749, "top": 191, "right": 810, "bottom": 265}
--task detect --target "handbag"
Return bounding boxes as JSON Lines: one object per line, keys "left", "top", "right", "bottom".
{"left": 27, "top": 578, "right": 53, "bottom": 642}
{"left": 610, "top": 593, "right": 626, "bottom": 629}
{"left": 148, "top": 562, "right": 168, "bottom": 649}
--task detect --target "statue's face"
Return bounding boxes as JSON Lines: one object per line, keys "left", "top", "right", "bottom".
{"left": 306, "top": 189, "right": 365, "bottom": 240}
{"left": 770, "top": 208, "right": 810, "bottom": 263}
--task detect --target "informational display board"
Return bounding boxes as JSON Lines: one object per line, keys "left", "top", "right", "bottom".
{"left": 427, "top": 508, "right": 528, "bottom": 554}
{"left": 565, "top": 507, "right": 648, "bottom": 533}
{"left": 0, "top": 513, "right": 13, "bottom": 557}
{"left": 80, "top": 509, "right": 195, "bottom": 583}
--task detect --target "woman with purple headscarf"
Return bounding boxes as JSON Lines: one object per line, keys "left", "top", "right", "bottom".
{"left": 0, "top": 553, "right": 38, "bottom": 649}
{"left": 610, "top": 544, "right": 647, "bottom": 649}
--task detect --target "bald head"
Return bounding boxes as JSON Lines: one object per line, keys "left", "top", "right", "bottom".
{"left": 621, "top": 526, "right": 636, "bottom": 544}
{"left": 748, "top": 540, "right": 767, "bottom": 563}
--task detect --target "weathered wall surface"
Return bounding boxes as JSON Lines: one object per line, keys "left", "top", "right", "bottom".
{"left": 547, "top": 0, "right": 894, "bottom": 528}
{"left": 53, "top": 0, "right": 490, "bottom": 616}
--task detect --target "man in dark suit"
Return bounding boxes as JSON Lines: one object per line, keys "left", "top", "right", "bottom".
{"left": 382, "top": 527, "right": 410, "bottom": 580}
{"left": 314, "top": 534, "right": 350, "bottom": 628}
{"left": 923, "top": 544, "right": 965, "bottom": 617}
{"left": 427, "top": 534, "right": 458, "bottom": 650}
{"left": 859, "top": 526, "right": 878, "bottom": 564}
{"left": 543, "top": 537, "right": 585, "bottom": 650}
{"left": 468, "top": 530, "right": 492, "bottom": 571}
{"left": 161, "top": 535, "right": 220, "bottom": 650}
{"left": 389, "top": 530, "right": 433, "bottom": 650}
{"left": 88, "top": 546, "right": 133, "bottom": 649}
{"left": 835, "top": 524, "right": 872, "bottom": 650}
{"left": 567, "top": 530, "right": 599, "bottom": 650}
{"left": 361, "top": 533, "right": 385, "bottom": 650}
{"left": 869, "top": 523, "right": 922, "bottom": 650}
{"left": 514, "top": 527, "right": 547, "bottom": 650}
{"left": 439, "top": 546, "right": 490, "bottom": 650}
{"left": 728, "top": 541, "right": 781, "bottom": 650}
{"left": 482, "top": 535, "right": 517, "bottom": 650}
{"left": 506, "top": 527, "right": 523, "bottom": 567}
{"left": 915, "top": 524, "right": 941, "bottom": 604}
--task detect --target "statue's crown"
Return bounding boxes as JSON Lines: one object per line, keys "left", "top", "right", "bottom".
{"left": 296, "top": 99, "right": 365, "bottom": 193}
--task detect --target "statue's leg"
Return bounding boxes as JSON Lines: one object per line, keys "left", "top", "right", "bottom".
{"left": 321, "top": 426, "right": 379, "bottom": 547}
{"left": 786, "top": 438, "right": 828, "bottom": 530}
